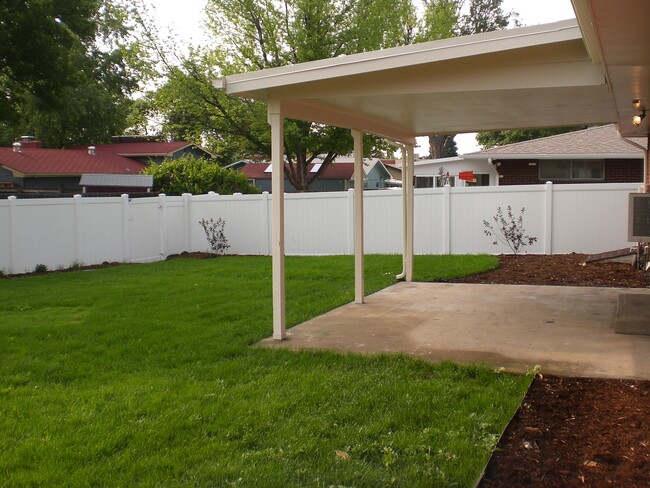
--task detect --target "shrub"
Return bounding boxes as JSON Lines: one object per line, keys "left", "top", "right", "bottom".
{"left": 199, "top": 218, "right": 230, "bottom": 255}
{"left": 143, "top": 155, "right": 260, "bottom": 195}
{"left": 483, "top": 206, "right": 537, "bottom": 255}
{"left": 34, "top": 264, "right": 48, "bottom": 273}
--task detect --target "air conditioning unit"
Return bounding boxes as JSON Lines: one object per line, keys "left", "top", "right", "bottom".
{"left": 628, "top": 193, "right": 650, "bottom": 241}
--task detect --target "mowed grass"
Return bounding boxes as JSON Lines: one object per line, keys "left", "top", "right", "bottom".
{"left": 0, "top": 254, "right": 530, "bottom": 487}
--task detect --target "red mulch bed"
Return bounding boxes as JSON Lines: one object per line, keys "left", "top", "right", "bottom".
{"left": 460, "top": 254, "right": 650, "bottom": 487}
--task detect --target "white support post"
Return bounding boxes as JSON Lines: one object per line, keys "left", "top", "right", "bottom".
{"left": 544, "top": 182, "right": 553, "bottom": 255}
{"left": 396, "top": 148, "right": 408, "bottom": 280}
{"left": 352, "top": 129, "right": 364, "bottom": 304}
{"left": 405, "top": 143, "right": 415, "bottom": 282}
{"left": 268, "top": 100, "right": 286, "bottom": 340}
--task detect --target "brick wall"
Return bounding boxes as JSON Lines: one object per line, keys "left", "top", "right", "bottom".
{"left": 497, "top": 159, "right": 643, "bottom": 185}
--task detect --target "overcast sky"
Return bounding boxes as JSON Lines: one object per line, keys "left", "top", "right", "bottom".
{"left": 146, "top": 0, "right": 578, "bottom": 155}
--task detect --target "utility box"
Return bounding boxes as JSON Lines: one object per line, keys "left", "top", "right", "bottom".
{"left": 629, "top": 193, "right": 650, "bottom": 241}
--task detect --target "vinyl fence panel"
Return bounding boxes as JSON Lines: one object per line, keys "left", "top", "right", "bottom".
{"left": 0, "top": 183, "right": 640, "bottom": 274}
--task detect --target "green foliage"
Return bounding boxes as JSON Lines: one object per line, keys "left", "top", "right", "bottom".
{"left": 476, "top": 126, "right": 592, "bottom": 149}
{"left": 0, "top": 255, "right": 528, "bottom": 486}
{"left": 33, "top": 264, "right": 48, "bottom": 273}
{"left": 0, "top": 0, "right": 154, "bottom": 148}
{"left": 419, "top": 0, "right": 517, "bottom": 157}
{"left": 143, "top": 155, "right": 260, "bottom": 195}
{"left": 150, "top": 0, "right": 418, "bottom": 190}
{"left": 147, "top": 0, "right": 520, "bottom": 181}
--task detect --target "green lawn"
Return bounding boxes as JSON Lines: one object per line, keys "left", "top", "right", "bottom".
{"left": 0, "top": 255, "right": 530, "bottom": 487}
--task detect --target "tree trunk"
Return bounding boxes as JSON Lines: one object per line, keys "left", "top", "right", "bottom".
{"left": 428, "top": 134, "right": 456, "bottom": 159}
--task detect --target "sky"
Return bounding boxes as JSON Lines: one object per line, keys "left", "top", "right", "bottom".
{"left": 146, "top": 0, "right": 577, "bottom": 155}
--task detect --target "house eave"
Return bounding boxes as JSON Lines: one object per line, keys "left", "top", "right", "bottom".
{"left": 462, "top": 153, "right": 644, "bottom": 161}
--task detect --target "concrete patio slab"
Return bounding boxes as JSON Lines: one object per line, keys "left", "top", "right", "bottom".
{"left": 259, "top": 283, "right": 650, "bottom": 380}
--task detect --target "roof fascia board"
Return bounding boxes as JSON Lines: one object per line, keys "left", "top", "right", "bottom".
{"left": 268, "top": 50, "right": 604, "bottom": 100}
{"left": 571, "top": 0, "right": 603, "bottom": 65}
{"left": 462, "top": 153, "right": 643, "bottom": 160}
{"left": 221, "top": 20, "right": 581, "bottom": 97}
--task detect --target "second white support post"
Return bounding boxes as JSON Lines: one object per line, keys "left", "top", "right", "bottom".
{"left": 405, "top": 143, "right": 415, "bottom": 282}
{"left": 268, "top": 100, "right": 286, "bottom": 340}
{"left": 352, "top": 129, "right": 364, "bottom": 304}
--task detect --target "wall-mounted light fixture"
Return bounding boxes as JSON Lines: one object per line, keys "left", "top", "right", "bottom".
{"left": 633, "top": 109, "right": 646, "bottom": 126}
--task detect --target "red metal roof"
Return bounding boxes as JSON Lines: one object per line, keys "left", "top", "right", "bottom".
{"left": 81, "top": 141, "right": 193, "bottom": 156}
{"left": 0, "top": 147, "right": 146, "bottom": 176}
{"left": 241, "top": 162, "right": 354, "bottom": 179}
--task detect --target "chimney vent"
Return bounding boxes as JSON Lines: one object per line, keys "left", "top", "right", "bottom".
{"left": 88, "top": 146, "right": 96, "bottom": 155}
{"left": 12, "top": 142, "right": 21, "bottom": 153}
{"left": 17, "top": 136, "right": 43, "bottom": 148}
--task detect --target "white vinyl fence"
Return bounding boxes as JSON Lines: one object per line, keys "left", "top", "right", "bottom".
{"left": 0, "top": 183, "right": 639, "bottom": 274}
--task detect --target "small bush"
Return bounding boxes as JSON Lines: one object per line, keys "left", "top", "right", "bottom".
{"left": 34, "top": 264, "right": 48, "bottom": 273}
{"left": 199, "top": 218, "right": 230, "bottom": 255}
{"left": 483, "top": 206, "right": 537, "bottom": 255}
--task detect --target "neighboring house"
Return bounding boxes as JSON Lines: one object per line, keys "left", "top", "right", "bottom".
{"left": 239, "top": 158, "right": 397, "bottom": 192}
{"left": 71, "top": 136, "right": 213, "bottom": 165}
{"left": 396, "top": 156, "right": 499, "bottom": 188}
{"left": 0, "top": 140, "right": 146, "bottom": 194}
{"left": 462, "top": 124, "right": 646, "bottom": 185}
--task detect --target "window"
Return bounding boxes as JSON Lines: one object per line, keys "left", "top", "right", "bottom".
{"left": 572, "top": 160, "right": 604, "bottom": 179}
{"left": 415, "top": 176, "right": 434, "bottom": 188}
{"left": 539, "top": 160, "right": 604, "bottom": 180}
{"left": 464, "top": 174, "right": 491, "bottom": 186}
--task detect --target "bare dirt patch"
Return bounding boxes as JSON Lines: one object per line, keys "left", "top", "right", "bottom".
{"left": 463, "top": 255, "right": 650, "bottom": 487}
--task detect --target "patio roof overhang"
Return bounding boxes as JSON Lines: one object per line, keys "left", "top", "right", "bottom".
{"left": 217, "top": 20, "right": 616, "bottom": 142}
{"left": 215, "top": 0, "right": 650, "bottom": 340}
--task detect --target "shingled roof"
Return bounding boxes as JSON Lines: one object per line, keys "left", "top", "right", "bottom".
{"left": 464, "top": 124, "right": 646, "bottom": 159}
{"left": 0, "top": 147, "right": 146, "bottom": 176}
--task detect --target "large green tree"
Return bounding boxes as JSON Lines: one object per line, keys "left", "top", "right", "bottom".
{"left": 0, "top": 0, "right": 150, "bottom": 148}
{"left": 149, "top": 0, "right": 519, "bottom": 186}
{"left": 150, "top": 0, "right": 413, "bottom": 191}
{"left": 421, "top": 0, "right": 517, "bottom": 158}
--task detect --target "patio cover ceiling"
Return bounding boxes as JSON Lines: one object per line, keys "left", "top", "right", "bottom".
{"left": 217, "top": 1, "right": 649, "bottom": 142}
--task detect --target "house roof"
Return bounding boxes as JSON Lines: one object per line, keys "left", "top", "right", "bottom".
{"left": 463, "top": 124, "right": 647, "bottom": 160}
{"left": 218, "top": 1, "right": 650, "bottom": 140}
{"left": 0, "top": 147, "right": 146, "bottom": 176}
{"left": 79, "top": 173, "right": 153, "bottom": 188}
{"left": 241, "top": 162, "right": 354, "bottom": 180}
{"left": 77, "top": 141, "right": 196, "bottom": 157}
